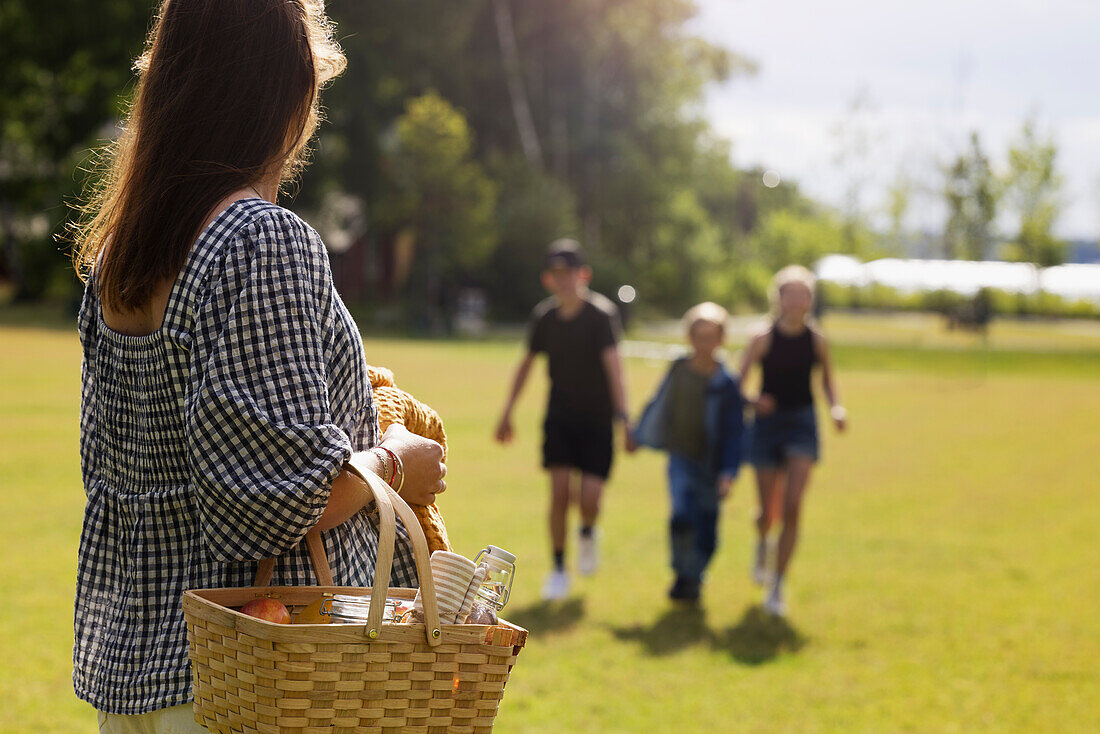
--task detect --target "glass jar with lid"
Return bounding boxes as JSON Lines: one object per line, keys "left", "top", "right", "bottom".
{"left": 473, "top": 545, "right": 516, "bottom": 612}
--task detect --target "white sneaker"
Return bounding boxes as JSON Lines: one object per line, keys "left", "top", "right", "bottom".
{"left": 764, "top": 582, "right": 787, "bottom": 617}
{"left": 577, "top": 530, "right": 599, "bottom": 575}
{"left": 541, "top": 569, "right": 570, "bottom": 600}
{"left": 751, "top": 539, "right": 769, "bottom": 587}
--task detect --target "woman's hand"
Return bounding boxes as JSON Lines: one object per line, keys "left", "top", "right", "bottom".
{"left": 379, "top": 423, "right": 446, "bottom": 506}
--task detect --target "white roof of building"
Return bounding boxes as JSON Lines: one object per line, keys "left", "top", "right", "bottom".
{"left": 1039, "top": 263, "right": 1100, "bottom": 301}
{"left": 815, "top": 257, "right": 1100, "bottom": 303}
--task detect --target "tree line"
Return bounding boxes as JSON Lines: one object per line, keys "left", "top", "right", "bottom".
{"left": 0, "top": 0, "right": 1075, "bottom": 323}
{"left": 942, "top": 124, "right": 1067, "bottom": 267}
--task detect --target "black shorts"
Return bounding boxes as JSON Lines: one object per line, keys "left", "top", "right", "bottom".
{"left": 542, "top": 415, "right": 614, "bottom": 480}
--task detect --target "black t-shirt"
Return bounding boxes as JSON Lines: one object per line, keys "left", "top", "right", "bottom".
{"left": 527, "top": 292, "right": 622, "bottom": 423}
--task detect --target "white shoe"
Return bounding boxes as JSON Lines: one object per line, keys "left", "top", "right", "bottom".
{"left": 752, "top": 539, "right": 769, "bottom": 587}
{"left": 764, "top": 583, "right": 787, "bottom": 618}
{"left": 541, "top": 569, "right": 570, "bottom": 600}
{"left": 577, "top": 530, "right": 599, "bottom": 575}
{"left": 753, "top": 538, "right": 778, "bottom": 587}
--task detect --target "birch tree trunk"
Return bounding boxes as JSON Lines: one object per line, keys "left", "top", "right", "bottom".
{"left": 492, "top": 0, "right": 543, "bottom": 167}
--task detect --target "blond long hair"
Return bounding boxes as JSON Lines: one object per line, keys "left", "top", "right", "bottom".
{"left": 70, "top": 0, "right": 345, "bottom": 312}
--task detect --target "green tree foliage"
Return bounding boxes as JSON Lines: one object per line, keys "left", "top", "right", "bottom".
{"left": 376, "top": 92, "right": 497, "bottom": 324}
{"left": 697, "top": 159, "right": 869, "bottom": 310}
{"left": 1000, "top": 120, "right": 1066, "bottom": 267}
{"left": 752, "top": 209, "right": 849, "bottom": 268}
{"left": 383, "top": 92, "right": 497, "bottom": 269}
{"left": 304, "top": 0, "right": 761, "bottom": 317}
{"left": 884, "top": 170, "right": 914, "bottom": 255}
{"left": 4, "top": 0, "right": 889, "bottom": 319}
{"left": 0, "top": 0, "right": 152, "bottom": 299}
{"left": 484, "top": 154, "right": 579, "bottom": 319}
{"left": 943, "top": 132, "right": 999, "bottom": 261}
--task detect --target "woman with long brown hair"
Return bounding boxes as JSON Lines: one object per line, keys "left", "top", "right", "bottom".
{"left": 70, "top": 1, "right": 446, "bottom": 729}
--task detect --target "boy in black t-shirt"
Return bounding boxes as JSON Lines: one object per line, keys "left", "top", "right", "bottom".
{"left": 495, "top": 239, "right": 634, "bottom": 600}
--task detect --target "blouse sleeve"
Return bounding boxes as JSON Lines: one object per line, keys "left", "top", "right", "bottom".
{"left": 187, "top": 210, "right": 351, "bottom": 564}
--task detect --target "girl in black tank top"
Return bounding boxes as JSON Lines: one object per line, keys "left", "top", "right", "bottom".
{"left": 737, "top": 265, "right": 847, "bottom": 618}
{"left": 760, "top": 322, "right": 817, "bottom": 410}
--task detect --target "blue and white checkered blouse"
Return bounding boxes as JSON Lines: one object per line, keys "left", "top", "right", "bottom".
{"left": 74, "top": 198, "right": 419, "bottom": 715}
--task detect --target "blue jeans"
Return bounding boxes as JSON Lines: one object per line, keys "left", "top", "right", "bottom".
{"left": 668, "top": 454, "right": 720, "bottom": 584}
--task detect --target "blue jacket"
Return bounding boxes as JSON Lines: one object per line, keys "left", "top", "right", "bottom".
{"left": 633, "top": 357, "right": 745, "bottom": 477}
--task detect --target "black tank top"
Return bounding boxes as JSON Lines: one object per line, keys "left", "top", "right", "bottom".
{"left": 760, "top": 322, "right": 817, "bottom": 410}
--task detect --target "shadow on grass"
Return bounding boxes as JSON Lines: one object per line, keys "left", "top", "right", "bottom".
{"left": 712, "top": 604, "right": 808, "bottom": 665}
{"left": 506, "top": 597, "right": 585, "bottom": 635}
{"left": 609, "top": 603, "right": 807, "bottom": 664}
{"left": 608, "top": 603, "right": 710, "bottom": 656}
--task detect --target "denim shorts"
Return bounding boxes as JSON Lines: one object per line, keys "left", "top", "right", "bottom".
{"left": 749, "top": 405, "right": 819, "bottom": 468}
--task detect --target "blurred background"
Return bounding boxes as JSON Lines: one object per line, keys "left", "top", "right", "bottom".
{"left": 1, "top": 1, "right": 1098, "bottom": 732}
{"left": 3, "top": 0, "right": 1098, "bottom": 325}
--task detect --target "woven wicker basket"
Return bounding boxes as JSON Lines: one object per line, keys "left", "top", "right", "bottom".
{"left": 183, "top": 467, "right": 527, "bottom": 733}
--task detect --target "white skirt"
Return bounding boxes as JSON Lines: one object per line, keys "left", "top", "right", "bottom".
{"left": 97, "top": 703, "right": 208, "bottom": 733}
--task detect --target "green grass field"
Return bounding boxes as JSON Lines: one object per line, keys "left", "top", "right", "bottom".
{"left": 2, "top": 311, "right": 1099, "bottom": 733}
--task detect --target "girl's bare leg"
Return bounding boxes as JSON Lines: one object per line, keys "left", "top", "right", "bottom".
{"left": 753, "top": 468, "right": 783, "bottom": 581}
{"left": 776, "top": 456, "right": 814, "bottom": 577}
{"left": 578, "top": 473, "right": 604, "bottom": 529}
{"left": 548, "top": 466, "right": 572, "bottom": 557}
{"left": 754, "top": 467, "right": 783, "bottom": 538}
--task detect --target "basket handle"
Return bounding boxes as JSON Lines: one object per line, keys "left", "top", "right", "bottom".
{"left": 253, "top": 461, "right": 442, "bottom": 646}
{"left": 254, "top": 529, "right": 334, "bottom": 587}
{"left": 346, "top": 456, "right": 442, "bottom": 646}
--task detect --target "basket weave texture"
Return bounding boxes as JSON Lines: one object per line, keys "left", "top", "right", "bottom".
{"left": 183, "top": 469, "right": 527, "bottom": 733}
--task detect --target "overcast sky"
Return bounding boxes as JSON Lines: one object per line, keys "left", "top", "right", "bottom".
{"left": 693, "top": 0, "right": 1100, "bottom": 239}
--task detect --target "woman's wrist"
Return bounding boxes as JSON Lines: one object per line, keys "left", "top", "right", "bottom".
{"left": 346, "top": 451, "right": 382, "bottom": 484}
{"left": 368, "top": 446, "right": 395, "bottom": 485}
{"left": 370, "top": 445, "right": 405, "bottom": 493}
{"left": 346, "top": 448, "right": 393, "bottom": 487}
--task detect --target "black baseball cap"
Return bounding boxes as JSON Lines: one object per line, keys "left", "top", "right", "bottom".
{"left": 544, "top": 238, "right": 585, "bottom": 269}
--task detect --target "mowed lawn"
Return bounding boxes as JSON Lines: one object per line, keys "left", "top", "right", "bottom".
{"left": 1, "top": 313, "right": 1099, "bottom": 733}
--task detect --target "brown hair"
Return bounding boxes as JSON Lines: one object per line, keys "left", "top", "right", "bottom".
{"left": 71, "top": 0, "right": 345, "bottom": 312}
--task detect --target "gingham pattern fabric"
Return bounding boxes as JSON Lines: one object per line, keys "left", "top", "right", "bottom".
{"left": 74, "top": 198, "right": 419, "bottom": 715}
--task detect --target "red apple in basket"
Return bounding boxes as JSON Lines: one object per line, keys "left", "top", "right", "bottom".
{"left": 239, "top": 597, "right": 291, "bottom": 624}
